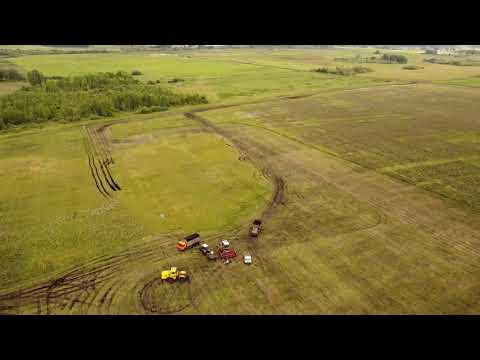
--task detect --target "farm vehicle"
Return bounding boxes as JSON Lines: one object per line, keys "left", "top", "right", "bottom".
{"left": 161, "top": 267, "right": 190, "bottom": 283}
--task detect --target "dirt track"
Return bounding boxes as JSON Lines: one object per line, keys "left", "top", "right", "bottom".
{"left": 185, "top": 110, "right": 286, "bottom": 218}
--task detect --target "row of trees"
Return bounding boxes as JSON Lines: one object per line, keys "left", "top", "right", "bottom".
{"left": 0, "top": 68, "right": 25, "bottom": 81}
{"left": 315, "top": 66, "right": 373, "bottom": 76}
{"left": 335, "top": 53, "right": 409, "bottom": 64}
{"left": 424, "top": 58, "right": 468, "bottom": 66}
{"left": 24, "top": 70, "right": 140, "bottom": 89}
{"left": 0, "top": 71, "right": 208, "bottom": 129}
{"left": 0, "top": 47, "right": 110, "bottom": 57}
{"left": 380, "top": 54, "right": 408, "bottom": 64}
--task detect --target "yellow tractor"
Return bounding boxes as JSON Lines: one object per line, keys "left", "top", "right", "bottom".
{"left": 161, "top": 267, "right": 189, "bottom": 283}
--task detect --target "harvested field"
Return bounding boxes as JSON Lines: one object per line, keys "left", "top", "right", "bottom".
{"left": 206, "top": 84, "right": 480, "bottom": 213}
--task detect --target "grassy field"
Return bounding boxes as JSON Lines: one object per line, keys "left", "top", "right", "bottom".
{"left": 11, "top": 52, "right": 386, "bottom": 102}
{"left": 0, "top": 116, "right": 271, "bottom": 289}
{"left": 193, "top": 47, "right": 480, "bottom": 82}
{"left": 190, "top": 85, "right": 480, "bottom": 313}
{"left": 442, "top": 76, "right": 480, "bottom": 88}
{"left": 1, "top": 48, "right": 480, "bottom": 314}
{"left": 206, "top": 83, "right": 480, "bottom": 212}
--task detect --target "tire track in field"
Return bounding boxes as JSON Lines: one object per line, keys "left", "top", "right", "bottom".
{"left": 104, "top": 162, "right": 122, "bottom": 190}
{"left": 185, "top": 110, "right": 286, "bottom": 225}
{"left": 0, "top": 96, "right": 403, "bottom": 315}
{"left": 83, "top": 126, "right": 111, "bottom": 198}
{"left": 89, "top": 124, "right": 121, "bottom": 189}
{"left": 0, "top": 236, "right": 176, "bottom": 314}
{"left": 82, "top": 124, "right": 121, "bottom": 198}
{"left": 99, "top": 160, "right": 117, "bottom": 192}
{"left": 181, "top": 108, "right": 480, "bottom": 313}
{"left": 184, "top": 109, "right": 388, "bottom": 245}
{"left": 0, "top": 230, "right": 244, "bottom": 314}
{"left": 83, "top": 129, "right": 109, "bottom": 199}
{"left": 91, "top": 154, "right": 111, "bottom": 198}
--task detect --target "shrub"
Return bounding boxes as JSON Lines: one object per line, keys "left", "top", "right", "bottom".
{"left": 0, "top": 69, "right": 25, "bottom": 81}
{"left": 314, "top": 66, "right": 372, "bottom": 76}
{"left": 336, "top": 54, "right": 407, "bottom": 64}
{"left": 403, "top": 65, "right": 423, "bottom": 70}
{"left": 27, "top": 69, "right": 44, "bottom": 86}
{"left": 132, "top": 70, "right": 142, "bottom": 76}
{"left": 381, "top": 54, "right": 408, "bottom": 64}
{"left": 352, "top": 65, "right": 373, "bottom": 74}
{"left": 315, "top": 67, "right": 329, "bottom": 74}
{"left": 168, "top": 78, "right": 185, "bottom": 84}
{"left": 1, "top": 108, "right": 28, "bottom": 125}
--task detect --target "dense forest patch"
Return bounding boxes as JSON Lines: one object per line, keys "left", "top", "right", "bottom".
{"left": 0, "top": 71, "right": 207, "bottom": 129}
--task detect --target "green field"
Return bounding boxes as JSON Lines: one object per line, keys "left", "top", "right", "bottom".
{"left": 2, "top": 47, "right": 480, "bottom": 314}
{"left": 0, "top": 116, "right": 271, "bottom": 288}
{"left": 10, "top": 52, "right": 387, "bottom": 103}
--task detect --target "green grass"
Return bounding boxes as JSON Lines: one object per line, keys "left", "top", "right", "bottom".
{"left": 113, "top": 130, "right": 272, "bottom": 235}
{"left": 193, "top": 47, "right": 480, "bottom": 82}
{"left": 442, "top": 76, "right": 480, "bottom": 87}
{"left": 12, "top": 53, "right": 252, "bottom": 79}
{"left": 0, "top": 119, "right": 271, "bottom": 288}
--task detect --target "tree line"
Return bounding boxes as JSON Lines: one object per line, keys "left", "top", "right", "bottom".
{"left": 28, "top": 70, "right": 140, "bottom": 90}
{"left": 424, "top": 57, "right": 480, "bottom": 66}
{"left": 0, "top": 68, "right": 25, "bottom": 81}
{"left": 335, "top": 53, "right": 408, "bottom": 64}
{"left": 315, "top": 66, "right": 373, "bottom": 76}
{"left": 380, "top": 54, "right": 408, "bottom": 64}
{"left": 0, "top": 71, "right": 207, "bottom": 130}
{"left": 0, "top": 47, "right": 111, "bottom": 57}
